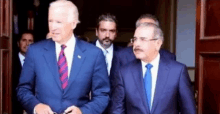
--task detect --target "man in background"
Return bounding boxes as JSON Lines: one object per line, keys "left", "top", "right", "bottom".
{"left": 12, "top": 30, "right": 34, "bottom": 114}
{"left": 91, "top": 13, "right": 123, "bottom": 114}
{"left": 92, "top": 13, "right": 122, "bottom": 76}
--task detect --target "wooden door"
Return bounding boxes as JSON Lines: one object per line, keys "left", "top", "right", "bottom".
{"left": 196, "top": 0, "right": 220, "bottom": 114}
{"left": 0, "top": 0, "right": 12, "bottom": 114}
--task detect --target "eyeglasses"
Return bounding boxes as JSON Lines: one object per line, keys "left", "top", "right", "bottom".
{"left": 130, "top": 37, "right": 158, "bottom": 43}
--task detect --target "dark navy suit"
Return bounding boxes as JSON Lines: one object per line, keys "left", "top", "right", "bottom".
{"left": 17, "top": 38, "right": 110, "bottom": 114}
{"left": 110, "top": 47, "right": 176, "bottom": 92}
{"left": 12, "top": 53, "right": 23, "bottom": 114}
{"left": 110, "top": 54, "right": 196, "bottom": 114}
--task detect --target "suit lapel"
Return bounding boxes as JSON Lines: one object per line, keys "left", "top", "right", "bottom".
{"left": 43, "top": 40, "right": 62, "bottom": 91}
{"left": 151, "top": 55, "right": 170, "bottom": 113}
{"left": 110, "top": 45, "right": 119, "bottom": 73}
{"left": 64, "top": 39, "right": 86, "bottom": 93}
{"left": 131, "top": 60, "right": 150, "bottom": 113}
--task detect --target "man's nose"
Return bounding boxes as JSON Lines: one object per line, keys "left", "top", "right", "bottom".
{"left": 105, "top": 31, "right": 110, "bottom": 37}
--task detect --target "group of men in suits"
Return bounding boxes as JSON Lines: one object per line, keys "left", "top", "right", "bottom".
{"left": 15, "top": 0, "right": 196, "bottom": 114}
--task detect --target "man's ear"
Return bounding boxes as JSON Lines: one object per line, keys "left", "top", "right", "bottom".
{"left": 156, "top": 39, "right": 163, "bottom": 51}
{"left": 72, "top": 21, "right": 77, "bottom": 30}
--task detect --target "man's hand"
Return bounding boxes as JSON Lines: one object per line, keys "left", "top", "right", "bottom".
{"left": 35, "top": 103, "right": 53, "bottom": 114}
{"left": 64, "top": 106, "right": 82, "bottom": 114}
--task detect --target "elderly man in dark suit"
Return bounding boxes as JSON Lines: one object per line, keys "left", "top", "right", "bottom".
{"left": 110, "top": 14, "right": 176, "bottom": 95}
{"left": 17, "top": 0, "right": 110, "bottom": 114}
{"left": 110, "top": 23, "right": 196, "bottom": 114}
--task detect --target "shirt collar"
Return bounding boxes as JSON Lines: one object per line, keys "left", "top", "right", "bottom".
{"left": 18, "top": 52, "right": 25, "bottom": 60}
{"left": 141, "top": 53, "right": 160, "bottom": 68}
{"left": 55, "top": 34, "right": 76, "bottom": 49}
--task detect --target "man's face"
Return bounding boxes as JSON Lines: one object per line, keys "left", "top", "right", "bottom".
{"left": 48, "top": 7, "right": 76, "bottom": 44}
{"left": 96, "top": 21, "right": 117, "bottom": 48}
{"left": 18, "top": 33, "right": 34, "bottom": 55}
{"left": 133, "top": 26, "right": 162, "bottom": 62}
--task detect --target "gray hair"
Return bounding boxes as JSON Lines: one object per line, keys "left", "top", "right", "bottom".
{"left": 135, "top": 14, "right": 159, "bottom": 27}
{"left": 96, "top": 13, "right": 118, "bottom": 29}
{"left": 49, "top": 0, "right": 80, "bottom": 23}
{"left": 137, "top": 22, "right": 164, "bottom": 42}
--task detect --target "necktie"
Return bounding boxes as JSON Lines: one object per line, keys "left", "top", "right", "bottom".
{"left": 103, "top": 49, "right": 108, "bottom": 68}
{"left": 144, "top": 64, "right": 153, "bottom": 110}
{"left": 58, "top": 45, "right": 68, "bottom": 89}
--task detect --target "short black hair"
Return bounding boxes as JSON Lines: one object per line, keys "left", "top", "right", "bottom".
{"left": 96, "top": 13, "right": 118, "bottom": 30}
{"left": 17, "top": 30, "right": 34, "bottom": 42}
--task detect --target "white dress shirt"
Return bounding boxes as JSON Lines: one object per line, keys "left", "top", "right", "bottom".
{"left": 55, "top": 34, "right": 76, "bottom": 78}
{"left": 141, "top": 53, "right": 160, "bottom": 109}
{"left": 96, "top": 40, "right": 113, "bottom": 75}
{"left": 18, "top": 52, "right": 25, "bottom": 67}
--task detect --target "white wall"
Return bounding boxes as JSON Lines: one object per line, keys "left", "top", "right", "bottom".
{"left": 176, "top": 0, "right": 196, "bottom": 67}
{"left": 176, "top": 0, "right": 196, "bottom": 82}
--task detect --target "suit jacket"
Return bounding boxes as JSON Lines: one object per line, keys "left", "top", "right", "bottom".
{"left": 17, "top": 38, "right": 110, "bottom": 114}
{"left": 12, "top": 53, "right": 23, "bottom": 114}
{"left": 110, "top": 55, "right": 196, "bottom": 114}
{"left": 110, "top": 47, "right": 176, "bottom": 91}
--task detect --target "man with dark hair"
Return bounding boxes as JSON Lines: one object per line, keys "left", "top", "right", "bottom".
{"left": 92, "top": 13, "right": 122, "bottom": 76}
{"left": 17, "top": 31, "right": 34, "bottom": 57}
{"left": 91, "top": 13, "right": 123, "bottom": 114}
{"left": 12, "top": 30, "right": 34, "bottom": 114}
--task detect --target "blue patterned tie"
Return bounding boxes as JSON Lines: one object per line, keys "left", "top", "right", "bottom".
{"left": 144, "top": 64, "right": 153, "bottom": 109}
{"left": 103, "top": 49, "right": 108, "bottom": 68}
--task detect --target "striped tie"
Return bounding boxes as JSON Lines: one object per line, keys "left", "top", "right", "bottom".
{"left": 58, "top": 45, "right": 68, "bottom": 89}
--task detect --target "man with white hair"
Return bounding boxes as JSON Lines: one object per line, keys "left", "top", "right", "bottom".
{"left": 17, "top": 0, "right": 110, "bottom": 114}
{"left": 110, "top": 23, "right": 196, "bottom": 114}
